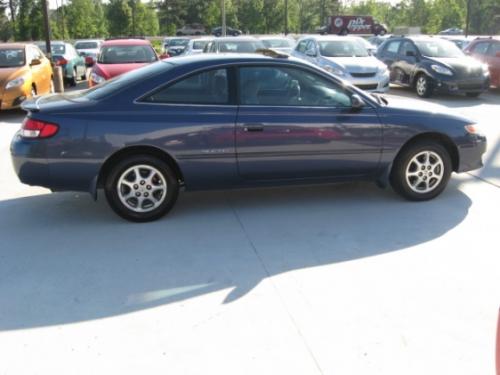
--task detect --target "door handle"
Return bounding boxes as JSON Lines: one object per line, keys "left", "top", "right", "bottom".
{"left": 243, "top": 124, "right": 264, "bottom": 132}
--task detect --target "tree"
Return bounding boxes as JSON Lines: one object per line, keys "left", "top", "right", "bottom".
{"left": 65, "top": 0, "right": 98, "bottom": 38}
{"left": 107, "top": 0, "right": 132, "bottom": 36}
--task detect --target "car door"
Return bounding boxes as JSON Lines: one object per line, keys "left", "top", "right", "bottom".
{"left": 30, "top": 46, "right": 51, "bottom": 93}
{"left": 487, "top": 41, "right": 500, "bottom": 85}
{"left": 397, "top": 41, "right": 418, "bottom": 84}
{"left": 378, "top": 39, "right": 402, "bottom": 74}
{"left": 235, "top": 65, "right": 382, "bottom": 180}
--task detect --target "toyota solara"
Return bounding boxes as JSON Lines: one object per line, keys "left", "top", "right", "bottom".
{"left": 11, "top": 53, "right": 486, "bottom": 221}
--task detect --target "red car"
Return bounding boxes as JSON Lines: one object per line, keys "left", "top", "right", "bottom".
{"left": 465, "top": 37, "right": 500, "bottom": 88}
{"left": 89, "top": 38, "right": 167, "bottom": 87}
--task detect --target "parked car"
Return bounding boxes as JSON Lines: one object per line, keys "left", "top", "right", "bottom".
{"left": 259, "top": 36, "right": 296, "bottom": 54}
{"left": 438, "top": 28, "right": 463, "bottom": 35}
{"left": 163, "top": 37, "right": 190, "bottom": 56}
{"left": 212, "top": 26, "right": 242, "bottom": 37}
{"left": 89, "top": 38, "right": 159, "bottom": 86}
{"left": 376, "top": 36, "right": 490, "bottom": 97}
{"left": 438, "top": 35, "right": 475, "bottom": 50}
{"left": 11, "top": 54, "right": 486, "bottom": 221}
{"left": 74, "top": 39, "right": 103, "bottom": 66}
{"left": 181, "top": 37, "right": 213, "bottom": 55}
{"left": 0, "top": 43, "right": 53, "bottom": 110}
{"left": 292, "top": 35, "right": 389, "bottom": 92}
{"left": 176, "top": 23, "right": 206, "bottom": 36}
{"left": 367, "top": 34, "right": 391, "bottom": 47}
{"left": 464, "top": 37, "right": 500, "bottom": 88}
{"left": 204, "top": 36, "right": 265, "bottom": 53}
{"left": 37, "top": 41, "right": 86, "bottom": 86}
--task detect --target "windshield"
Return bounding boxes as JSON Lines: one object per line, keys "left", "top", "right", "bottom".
{"left": 0, "top": 48, "right": 25, "bottom": 67}
{"left": 98, "top": 45, "right": 157, "bottom": 64}
{"left": 169, "top": 39, "right": 189, "bottom": 47}
{"left": 261, "top": 39, "right": 294, "bottom": 48}
{"left": 67, "top": 61, "right": 174, "bottom": 101}
{"left": 192, "top": 40, "right": 210, "bottom": 50}
{"left": 318, "top": 40, "right": 369, "bottom": 57}
{"left": 414, "top": 39, "right": 464, "bottom": 58}
{"left": 38, "top": 44, "right": 65, "bottom": 55}
{"left": 219, "top": 41, "right": 265, "bottom": 53}
{"left": 75, "top": 41, "right": 99, "bottom": 50}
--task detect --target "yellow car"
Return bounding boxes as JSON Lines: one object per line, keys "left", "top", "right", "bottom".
{"left": 0, "top": 43, "right": 53, "bottom": 110}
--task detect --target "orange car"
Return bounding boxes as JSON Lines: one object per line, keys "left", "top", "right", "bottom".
{"left": 0, "top": 43, "right": 53, "bottom": 110}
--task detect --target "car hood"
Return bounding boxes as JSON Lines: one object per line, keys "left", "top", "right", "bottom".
{"left": 0, "top": 66, "right": 29, "bottom": 91}
{"left": 94, "top": 62, "right": 150, "bottom": 79}
{"left": 426, "top": 56, "right": 484, "bottom": 72}
{"left": 321, "top": 56, "right": 383, "bottom": 73}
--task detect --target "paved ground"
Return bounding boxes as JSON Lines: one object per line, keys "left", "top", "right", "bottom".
{"left": 0, "top": 85, "right": 499, "bottom": 375}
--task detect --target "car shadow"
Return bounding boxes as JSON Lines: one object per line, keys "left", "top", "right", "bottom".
{"left": 0, "top": 180, "right": 472, "bottom": 331}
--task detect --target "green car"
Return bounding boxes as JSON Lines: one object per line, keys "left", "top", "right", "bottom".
{"left": 37, "top": 41, "right": 86, "bottom": 86}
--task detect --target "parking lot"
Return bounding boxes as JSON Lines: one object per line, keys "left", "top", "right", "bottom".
{"left": 0, "top": 86, "right": 499, "bottom": 374}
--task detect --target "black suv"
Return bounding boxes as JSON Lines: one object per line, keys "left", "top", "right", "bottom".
{"left": 376, "top": 36, "right": 490, "bottom": 98}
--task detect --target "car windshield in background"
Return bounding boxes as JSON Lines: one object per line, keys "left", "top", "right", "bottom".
{"left": 66, "top": 61, "right": 173, "bottom": 101}
{"left": 0, "top": 48, "right": 25, "bottom": 67}
{"left": 414, "top": 40, "right": 464, "bottom": 58}
{"left": 75, "top": 42, "right": 98, "bottom": 49}
{"left": 38, "top": 44, "right": 65, "bottom": 55}
{"left": 318, "top": 40, "right": 369, "bottom": 57}
{"left": 98, "top": 45, "right": 157, "bottom": 64}
{"left": 219, "top": 41, "right": 265, "bottom": 53}
{"left": 193, "top": 40, "right": 210, "bottom": 50}
{"left": 262, "top": 39, "right": 294, "bottom": 48}
{"left": 170, "top": 39, "right": 189, "bottom": 47}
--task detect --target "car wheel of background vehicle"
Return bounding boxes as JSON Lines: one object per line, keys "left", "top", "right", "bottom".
{"left": 80, "top": 68, "right": 87, "bottom": 81}
{"left": 415, "top": 74, "right": 434, "bottom": 98}
{"left": 339, "top": 28, "right": 348, "bottom": 36}
{"left": 70, "top": 68, "right": 77, "bottom": 87}
{"left": 379, "top": 29, "right": 387, "bottom": 36}
{"left": 466, "top": 92, "right": 481, "bottom": 98}
{"left": 30, "top": 86, "right": 36, "bottom": 98}
{"left": 104, "top": 155, "right": 179, "bottom": 222}
{"left": 390, "top": 140, "right": 452, "bottom": 201}
{"left": 176, "top": 32, "right": 183, "bottom": 36}
{"left": 49, "top": 79, "right": 55, "bottom": 93}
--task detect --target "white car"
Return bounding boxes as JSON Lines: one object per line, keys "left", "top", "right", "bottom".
{"left": 258, "top": 36, "right": 296, "bottom": 54}
{"left": 74, "top": 39, "right": 103, "bottom": 66}
{"left": 182, "top": 38, "right": 213, "bottom": 55}
{"left": 292, "top": 35, "right": 390, "bottom": 93}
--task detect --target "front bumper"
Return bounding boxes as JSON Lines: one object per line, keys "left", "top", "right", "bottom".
{"left": 457, "top": 134, "right": 487, "bottom": 172}
{"left": 0, "top": 83, "right": 31, "bottom": 110}
{"left": 348, "top": 73, "right": 390, "bottom": 93}
{"left": 434, "top": 76, "right": 490, "bottom": 94}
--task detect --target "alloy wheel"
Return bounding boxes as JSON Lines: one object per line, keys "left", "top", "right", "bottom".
{"left": 405, "top": 151, "right": 444, "bottom": 194}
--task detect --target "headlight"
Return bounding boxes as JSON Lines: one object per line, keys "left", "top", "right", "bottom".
{"left": 90, "top": 71, "right": 105, "bottom": 84}
{"left": 431, "top": 64, "right": 453, "bottom": 76}
{"left": 5, "top": 77, "right": 25, "bottom": 89}
{"left": 322, "top": 65, "right": 345, "bottom": 76}
{"left": 378, "top": 66, "right": 389, "bottom": 75}
{"left": 464, "top": 124, "right": 483, "bottom": 135}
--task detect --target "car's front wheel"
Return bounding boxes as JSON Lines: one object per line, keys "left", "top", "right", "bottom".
{"left": 104, "top": 155, "right": 179, "bottom": 222}
{"left": 415, "top": 74, "right": 434, "bottom": 98}
{"left": 390, "top": 141, "right": 452, "bottom": 201}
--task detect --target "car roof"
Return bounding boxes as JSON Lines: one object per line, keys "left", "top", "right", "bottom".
{"left": 215, "top": 36, "right": 260, "bottom": 42}
{"left": 299, "top": 35, "right": 365, "bottom": 42}
{"left": 102, "top": 39, "right": 151, "bottom": 46}
{"left": 0, "top": 43, "right": 28, "bottom": 49}
{"left": 75, "top": 39, "right": 103, "bottom": 43}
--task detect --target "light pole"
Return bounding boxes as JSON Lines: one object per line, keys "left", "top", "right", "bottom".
{"left": 221, "top": 0, "right": 226, "bottom": 36}
{"left": 41, "top": 0, "right": 51, "bottom": 59}
{"left": 285, "top": 0, "right": 288, "bottom": 35}
{"left": 465, "top": 0, "right": 471, "bottom": 37}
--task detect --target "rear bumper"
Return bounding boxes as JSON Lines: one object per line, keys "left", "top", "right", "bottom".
{"left": 10, "top": 132, "right": 51, "bottom": 187}
{"left": 457, "top": 134, "right": 487, "bottom": 172}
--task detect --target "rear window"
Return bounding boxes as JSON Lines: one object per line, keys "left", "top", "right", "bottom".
{"left": 193, "top": 40, "right": 210, "bottom": 50}
{"left": 75, "top": 41, "right": 99, "bottom": 49}
{"left": 98, "top": 45, "right": 157, "bottom": 64}
{"left": 67, "top": 61, "right": 173, "bottom": 100}
{"left": 219, "top": 41, "right": 265, "bottom": 53}
{"left": 39, "top": 44, "right": 65, "bottom": 55}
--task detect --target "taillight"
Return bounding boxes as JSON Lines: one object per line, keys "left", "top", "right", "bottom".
{"left": 55, "top": 58, "right": 68, "bottom": 66}
{"left": 21, "top": 118, "right": 59, "bottom": 139}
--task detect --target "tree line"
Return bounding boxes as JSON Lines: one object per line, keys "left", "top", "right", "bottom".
{"left": 0, "top": 0, "right": 498, "bottom": 42}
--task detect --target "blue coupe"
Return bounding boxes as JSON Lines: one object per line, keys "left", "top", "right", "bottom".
{"left": 11, "top": 53, "right": 487, "bottom": 221}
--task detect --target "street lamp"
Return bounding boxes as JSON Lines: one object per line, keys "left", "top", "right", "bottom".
{"left": 221, "top": 0, "right": 226, "bottom": 36}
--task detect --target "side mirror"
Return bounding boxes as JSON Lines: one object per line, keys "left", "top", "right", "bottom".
{"left": 30, "top": 58, "right": 41, "bottom": 66}
{"left": 405, "top": 50, "right": 416, "bottom": 57}
{"left": 351, "top": 94, "right": 365, "bottom": 110}
{"left": 305, "top": 48, "right": 317, "bottom": 57}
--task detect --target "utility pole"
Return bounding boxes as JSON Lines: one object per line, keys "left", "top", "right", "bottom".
{"left": 41, "top": 0, "right": 51, "bottom": 59}
{"left": 221, "top": 0, "right": 226, "bottom": 36}
{"left": 132, "top": 0, "right": 136, "bottom": 36}
{"left": 284, "top": 0, "right": 288, "bottom": 35}
{"left": 465, "top": 0, "right": 471, "bottom": 37}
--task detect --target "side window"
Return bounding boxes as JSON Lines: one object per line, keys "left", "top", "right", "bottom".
{"left": 296, "top": 40, "right": 308, "bottom": 53}
{"left": 488, "top": 42, "right": 500, "bottom": 57}
{"left": 239, "top": 66, "right": 352, "bottom": 107}
{"left": 306, "top": 40, "right": 317, "bottom": 54}
{"left": 386, "top": 41, "right": 401, "bottom": 54}
{"left": 472, "top": 42, "right": 491, "bottom": 55}
{"left": 143, "top": 68, "right": 228, "bottom": 105}
{"left": 25, "top": 47, "right": 34, "bottom": 63}
{"left": 32, "top": 46, "right": 43, "bottom": 60}
{"left": 400, "top": 41, "right": 417, "bottom": 57}
{"left": 210, "top": 42, "right": 217, "bottom": 53}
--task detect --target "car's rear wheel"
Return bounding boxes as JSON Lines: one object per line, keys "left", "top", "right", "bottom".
{"left": 104, "top": 155, "right": 179, "bottom": 222}
{"left": 80, "top": 68, "right": 87, "bottom": 81}
{"left": 390, "top": 141, "right": 452, "bottom": 201}
{"left": 415, "top": 74, "right": 434, "bottom": 98}
{"left": 70, "top": 67, "right": 77, "bottom": 86}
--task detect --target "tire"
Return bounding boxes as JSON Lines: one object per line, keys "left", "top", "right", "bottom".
{"left": 30, "top": 86, "right": 36, "bottom": 98}
{"left": 105, "top": 155, "right": 179, "bottom": 222}
{"left": 415, "top": 74, "right": 434, "bottom": 98}
{"left": 49, "top": 79, "right": 55, "bottom": 93}
{"left": 390, "top": 140, "right": 452, "bottom": 201}
{"left": 70, "top": 68, "right": 77, "bottom": 87}
{"left": 176, "top": 31, "right": 183, "bottom": 36}
{"left": 466, "top": 92, "right": 480, "bottom": 98}
{"left": 339, "top": 28, "right": 348, "bottom": 36}
{"left": 80, "top": 67, "right": 87, "bottom": 81}
{"left": 379, "top": 29, "right": 387, "bottom": 36}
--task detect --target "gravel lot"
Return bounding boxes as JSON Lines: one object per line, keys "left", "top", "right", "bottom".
{"left": 0, "top": 85, "right": 499, "bottom": 375}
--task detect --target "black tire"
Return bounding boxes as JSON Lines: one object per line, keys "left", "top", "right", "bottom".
{"left": 104, "top": 155, "right": 179, "bottom": 222}
{"left": 390, "top": 140, "right": 452, "bottom": 201}
{"left": 415, "top": 74, "right": 434, "bottom": 98}
{"left": 176, "top": 31, "right": 183, "bottom": 36}
{"left": 379, "top": 29, "right": 387, "bottom": 36}
{"left": 466, "top": 92, "right": 481, "bottom": 98}
{"left": 339, "top": 28, "right": 348, "bottom": 36}
{"left": 70, "top": 68, "right": 77, "bottom": 87}
{"left": 80, "top": 67, "right": 87, "bottom": 81}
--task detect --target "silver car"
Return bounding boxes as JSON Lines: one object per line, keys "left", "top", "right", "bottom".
{"left": 182, "top": 38, "right": 213, "bottom": 56}
{"left": 258, "top": 36, "right": 296, "bottom": 54}
{"left": 292, "top": 36, "right": 390, "bottom": 92}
